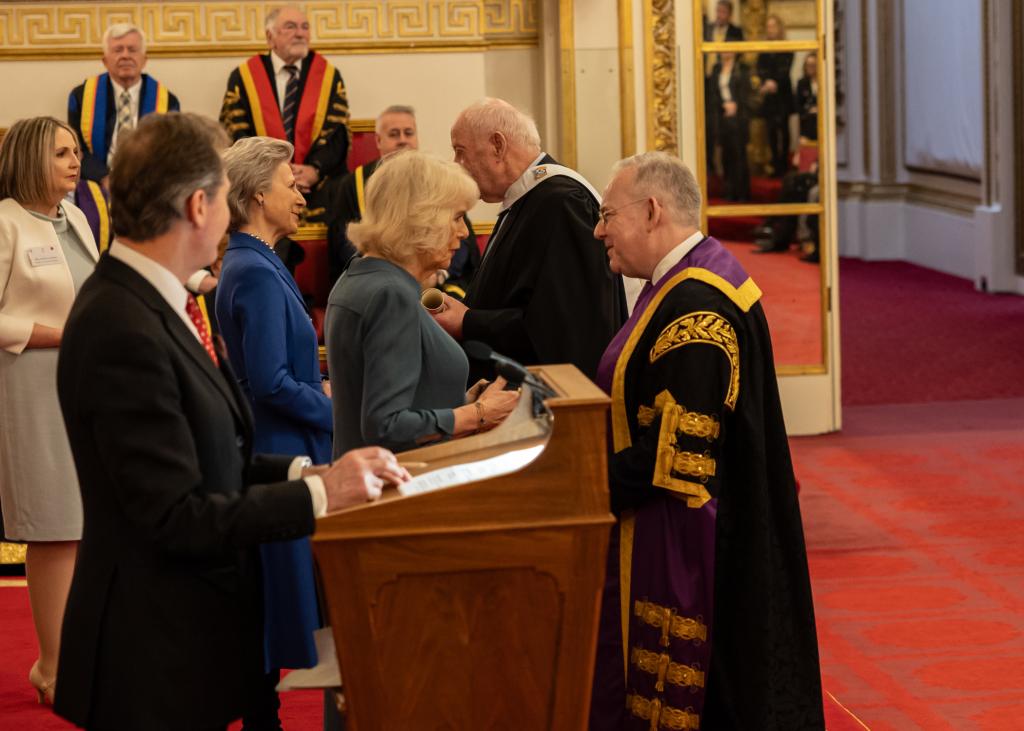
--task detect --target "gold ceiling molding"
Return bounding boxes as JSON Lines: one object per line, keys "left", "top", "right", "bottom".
{"left": 643, "top": 0, "right": 678, "bottom": 154}
{"left": 0, "top": 1, "right": 539, "bottom": 60}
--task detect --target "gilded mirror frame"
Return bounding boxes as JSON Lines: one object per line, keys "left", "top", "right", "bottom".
{"left": 693, "top": 0, "right": 830, "bottom": 375}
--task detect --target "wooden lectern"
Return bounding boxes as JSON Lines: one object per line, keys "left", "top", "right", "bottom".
{"left": 313, "top": 364, "right": 614, "bottom": 729}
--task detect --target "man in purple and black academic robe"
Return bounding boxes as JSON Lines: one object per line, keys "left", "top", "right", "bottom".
{"left": 588, "top": 152, "right": 823, "bottom": 730}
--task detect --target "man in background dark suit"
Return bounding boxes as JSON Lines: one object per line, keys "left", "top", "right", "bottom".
{"left": 54, "top": 112, "right": 406, "bottom": 731}
{"left": 68, "top": 23, "right": 181, "bottom": 187}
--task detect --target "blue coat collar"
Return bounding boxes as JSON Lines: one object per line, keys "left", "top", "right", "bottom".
{"left": 227, "top": 231, "right": 308, "bottom": 313}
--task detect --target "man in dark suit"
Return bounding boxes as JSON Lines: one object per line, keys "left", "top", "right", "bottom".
{"left": 434, "top": 98, "right": 626, "bottom": 382}
{"left": 68, "top": 23, "right": 181, "bottom": 187}
{"left": 705, "top": 0, "right": 745, "bottom": 43}
{"left": 219, "top": 5, "right": 350, "bottom": 224}
{"left": 54, "top": 112, "right": 406, "bottom": 731}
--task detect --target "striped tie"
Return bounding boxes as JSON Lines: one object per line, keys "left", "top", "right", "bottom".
{"left": 282, "top": 64, "right": 299, "bottom": 142}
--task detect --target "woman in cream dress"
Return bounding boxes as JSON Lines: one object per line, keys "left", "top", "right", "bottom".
{"left": 0, "top": 117, "right": 99, "bottom": 704}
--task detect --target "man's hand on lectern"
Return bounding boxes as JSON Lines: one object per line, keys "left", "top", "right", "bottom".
{"left": 321, "top": 447, "right": 410, "bottom": 512}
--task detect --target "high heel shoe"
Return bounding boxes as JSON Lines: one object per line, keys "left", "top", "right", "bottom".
{"left": 29, "top": 661, "right": 56, "bottom": 706}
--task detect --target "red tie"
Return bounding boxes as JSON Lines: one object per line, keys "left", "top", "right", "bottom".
{"left": 185, "top": 293, "right": 219, "bottom": 367}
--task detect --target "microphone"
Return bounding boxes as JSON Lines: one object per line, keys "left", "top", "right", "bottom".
{"left": 462, "top": 341, "right": 557, "bottom": 398}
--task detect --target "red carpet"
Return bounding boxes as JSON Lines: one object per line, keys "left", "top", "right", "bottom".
{"left": 839, "top": 259, "right": 1024, "bottom": 405}
{"left": 792, "top": 398, "right": 1024, "bottom": 730}
{"left": 724, "top": 239, "right": 822, "bottom": 365}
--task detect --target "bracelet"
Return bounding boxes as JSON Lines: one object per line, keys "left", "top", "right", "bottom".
{"left": 474, "top": 400, "right": 486, "bottom": 428}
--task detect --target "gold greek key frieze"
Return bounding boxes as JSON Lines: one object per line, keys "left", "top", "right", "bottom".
{"left": 630, "top": 646, "right": 706, "bottom": 692}
{"left": 0, "top": 1, "right": 539, "bottom": 60}
{"left": 625, "top": 693, "right": 700, "bottom": 730}
{"left": 650, "top": 312, "right": 739, "bottom": 410}
{"left": 643, "top": 0, "right": 678, "bottom": 154}
{"left": 633, "top": 600, "right": 707, "bottom": 647}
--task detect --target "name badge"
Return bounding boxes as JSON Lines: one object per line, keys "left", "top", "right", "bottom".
{"left": 27, "top": 246, "right": 61, "bottom": 267}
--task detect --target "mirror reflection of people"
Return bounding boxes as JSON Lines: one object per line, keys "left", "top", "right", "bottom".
{"left": 587, "top": 152, "right": 824, "bottom": 730}
{"left": 0, "top": 116, "right": 99, "bottom": 706}
{"left": 707, "top": 51, "right": 752, "bottom": 201}
{"left": 216, "top": 136, "right": 333, "bottom": 728}
{"left": 756, "top": 15, "right": 794, "bottom": 177}
{"left": 796, "top": 53, "right": 819, "bottom": 144}
{"left": 326, "top": 150, "right": 519, "bottom": 457}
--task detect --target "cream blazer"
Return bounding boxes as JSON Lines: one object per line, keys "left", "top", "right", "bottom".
{"left": 0, "top": 197, "right": 99, "bottom": 354}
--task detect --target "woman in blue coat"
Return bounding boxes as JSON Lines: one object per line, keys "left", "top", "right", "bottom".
{"left": 216, "top": 136, "right": 332, "bottom": 727}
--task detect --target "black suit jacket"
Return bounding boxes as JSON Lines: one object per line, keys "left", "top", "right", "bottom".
{"left": 704, "top": 21, "right": 744, "bottom": 42}
{"left": 67, "top": 74, "right": 181, "bottom": 183}
{"left": 463, "top": 155, "right": 626, "bottom": 381}
{"left": 54, "top": 254, "right": 315, "bottom": 730}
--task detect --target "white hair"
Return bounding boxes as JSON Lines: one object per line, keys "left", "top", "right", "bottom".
{"left": 456, "top": 98, "right": 541, "bottom": 153}
{"left": 103, "top": 23, "right": 146, "bottom": 54}
{"left": 613, "top": 152, "right": 702, "bottom": 226}
{"left": 265, "top": 6, "right": 306, "bottom": 33}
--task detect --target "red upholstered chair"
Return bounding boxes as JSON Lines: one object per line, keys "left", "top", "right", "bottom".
{"left": 347, "top": 119, "right": 378, "bottom": 172}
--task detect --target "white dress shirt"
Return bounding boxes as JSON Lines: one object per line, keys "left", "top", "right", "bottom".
{"left": 651, "top": 230, "right": 705, "bottom": 286}
{"left": 108, "top": 241, "right": 328, "bottom": 516}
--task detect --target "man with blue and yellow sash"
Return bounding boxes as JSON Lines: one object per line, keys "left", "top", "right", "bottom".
{"left": 587, "top": 153, "right": 824, "bottom": 730}
{"left": 68, "top": 24, "right": 180, "bottom": 187}
{"left": 220, "top": 5, "right": 350, "bottom": 223}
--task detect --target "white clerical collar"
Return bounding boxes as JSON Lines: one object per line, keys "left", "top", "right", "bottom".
{"left": 500, "top": 152, "right": 548, "bottom": 212}
{"left": 108, "top": 240, "right": 199, "bottom": 341}
{"left": 651, "top": 230, "right": 705, "bottom": 286}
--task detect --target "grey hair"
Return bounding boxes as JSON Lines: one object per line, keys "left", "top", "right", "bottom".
{"left": 103, "top": 23, "right": 146, "bottom": 54}
{"left": 456, "top": 98, "right": 541, "bottom": 152}
{"left": 613, "top": 152, "right": 702, "bottom": 226}
{"left": 222, "top": 136, "right": 294, "bottom": 229}
{"left": 376, "top": 105, "right": 416, "bottom": 134}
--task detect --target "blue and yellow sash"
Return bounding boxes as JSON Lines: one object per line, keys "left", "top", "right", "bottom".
{"left": 80, "top": 73, "right": 170, "bottom": 161}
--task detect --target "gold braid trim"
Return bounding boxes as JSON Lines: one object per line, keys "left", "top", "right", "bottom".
{"left": 652, "top": 392, "right": 713, "bottom": 507}
{"left": 634, "top": 600, "right": 707, "bottom": 646}
{"left": 625, "top": 694, "right": 701, "bottom": 730}
{"left": 630, "top": 647, "right": 706, "bottom": 692}
{"left": 649, "top": 312, "right": 740, "bottom": 410}
{"left": 637, "top": 390, "right": 720, "bottom": 440}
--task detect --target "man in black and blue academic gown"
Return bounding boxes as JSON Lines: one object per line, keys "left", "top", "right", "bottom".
{"left": 68, "top": 23, "right": 180, "bottom": 186}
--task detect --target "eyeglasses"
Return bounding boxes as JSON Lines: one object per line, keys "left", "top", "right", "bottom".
{"left": 597, "top": 198, "right": 648, "bottom": 226}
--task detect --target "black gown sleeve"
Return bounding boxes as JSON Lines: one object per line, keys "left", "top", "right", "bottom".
{"left": 305, "top": 67, "right": 350, "bottom": 179}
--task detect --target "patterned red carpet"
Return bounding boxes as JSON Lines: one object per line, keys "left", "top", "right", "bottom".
{"left": 793, "top": 398, "right": 1024, "bottom": 730}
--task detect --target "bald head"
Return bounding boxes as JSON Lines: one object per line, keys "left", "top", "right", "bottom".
{"left": 450, "top": 98, "right": 543, "bottom": 202}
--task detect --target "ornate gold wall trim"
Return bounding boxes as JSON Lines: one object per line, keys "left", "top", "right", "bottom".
{"left": 558, "top": 0, "right": 577, "bottom": 169}
{"left": 0, "top": 1, "right": 539, "bottom": 60}
{"left": 642, "top": 0, "right": 677, "bottom": 154}
{"left": 617, "top": 0, "right": 636, "bottom": 157}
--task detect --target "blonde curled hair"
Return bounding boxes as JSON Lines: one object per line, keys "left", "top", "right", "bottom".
{"left": 347, "top": 150, "right": 479, "bottom": 266}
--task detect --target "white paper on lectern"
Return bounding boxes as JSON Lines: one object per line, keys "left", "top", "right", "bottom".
{"left": 276, "top": 627, "right": 342, "bottom": 691}
{"left": 398, "top": 444, "right": 545, "bottom": 497}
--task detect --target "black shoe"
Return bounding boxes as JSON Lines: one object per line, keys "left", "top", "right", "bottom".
{"left": 800, "top": 251, "right": 820, "bottom": 263}
{"left": 755, "top": 240, "right": 790, "bottom": 253}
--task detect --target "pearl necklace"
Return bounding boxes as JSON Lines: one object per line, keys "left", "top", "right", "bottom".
{"left": 246, "top": 232, "right": 275, "bottom": 250}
